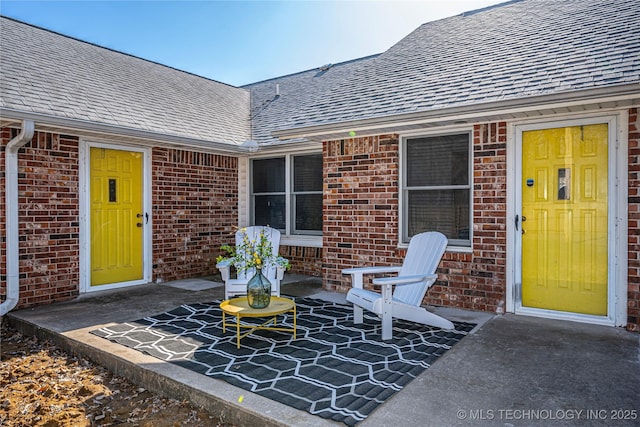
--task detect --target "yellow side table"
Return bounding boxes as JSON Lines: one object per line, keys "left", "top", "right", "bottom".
{"left": 220, "top": 296, "right": 296, "bottom": 348}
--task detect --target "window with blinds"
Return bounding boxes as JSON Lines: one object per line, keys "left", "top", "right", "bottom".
{"left": 403, "top": 133, "right": 471, "bottom": 246}
{"left": 252, "top": 157, "right": 286, "bottom": 229}
{"left": 292, "top": 154, "right": 322, "bottom": 234}
{"left": 251, "top": 153, "right": 322, "bottom": 236}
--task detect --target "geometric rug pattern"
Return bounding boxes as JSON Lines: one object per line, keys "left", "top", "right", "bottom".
{"left": 91, "top": 297, "right": 475, "bottom": 425}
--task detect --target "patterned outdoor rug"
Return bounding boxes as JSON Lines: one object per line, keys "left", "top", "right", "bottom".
{"left": 91, "top": 297, "right": 475, "bottom": 426}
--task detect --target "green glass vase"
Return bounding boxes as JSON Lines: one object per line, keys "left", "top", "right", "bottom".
{"left": 247, "top": 269, "right": 271, "bottom": 309}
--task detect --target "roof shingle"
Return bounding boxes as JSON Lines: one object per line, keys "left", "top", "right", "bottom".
{"left": 257, "top": 0, "right": 640, "bottom": 134}
{"left": 0, "top": 17, "right": 251, "bottom": 145}
{"left": 2, "top": 0, "right": 638, "bottom": 146}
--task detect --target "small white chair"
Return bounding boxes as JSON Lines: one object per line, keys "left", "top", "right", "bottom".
{"left": 216, "top": 226, "right": 286, "bottom": 300}
{"left": 342, "top": 231, "right": 454, "bottom": 340}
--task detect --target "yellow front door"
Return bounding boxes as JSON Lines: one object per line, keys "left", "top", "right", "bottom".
{"left": 90, "top": 148, "right": 144, "bottom": 286}
{"left": 521, "top": 124, "right": 608, "bottom": 315}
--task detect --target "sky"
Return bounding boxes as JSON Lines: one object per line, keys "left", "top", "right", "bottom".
{"left": 0, "top": 0, "right": 506, "bottom": 86}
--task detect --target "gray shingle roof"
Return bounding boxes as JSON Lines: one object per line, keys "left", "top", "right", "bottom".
{"left": 2, "top": 0, "right": 638, "bottom": 147}
{"left": 242, "top": 55, "right": 379, "bottom": 145}
{"left": 0, "top": 17, "right": 251, "bottom": 145}
{"left": 260, "top": 0, "right": 640, "bottom": 134}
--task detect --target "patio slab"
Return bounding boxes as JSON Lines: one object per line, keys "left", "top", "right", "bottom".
{"left": 5, "top": 277, "right": 639, "bottom": 426}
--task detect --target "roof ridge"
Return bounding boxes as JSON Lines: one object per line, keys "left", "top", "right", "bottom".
{"left": 460, "top": 0, "right": 523, "bottom": 17}
{"left": 0, "top": 15, "right": 243, "bottom": 90}
{"left": 241, "top": 53, "right": 381, "bottom": 87}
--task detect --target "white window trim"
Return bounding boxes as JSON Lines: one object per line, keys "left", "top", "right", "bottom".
{"left": 240, "top": 151, "right": 323, "bottom": 247}
{"left": 399, "top": 127, "right": 474, "bottom": 250}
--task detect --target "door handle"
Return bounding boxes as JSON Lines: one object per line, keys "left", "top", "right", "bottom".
{"left": 515, "top": 214, "right": 519, "bottom": 231}
{"left": 145, "top": 212, "right": 149, "bottom": 224}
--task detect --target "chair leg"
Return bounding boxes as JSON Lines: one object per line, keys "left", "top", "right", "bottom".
{"left": 353, "top": 305, "right": 363, "bottom": 324}
{"left": 381, "top": 283, "right": 394, "bottom": 340}
{"left": 350, "top": 271, "right": 365, "bottom": 324}
{"left": 381, "top": 313, "right": 393, "bottom": 340}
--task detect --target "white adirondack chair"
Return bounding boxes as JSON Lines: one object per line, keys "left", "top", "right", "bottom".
{"left": 342, "top": 231, "right": 454, "bottom": 340}
{"left": 216, "top": 226, "right": 286, "bottom": 300}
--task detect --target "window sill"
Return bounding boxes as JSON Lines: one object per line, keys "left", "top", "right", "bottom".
{"left": 398, "top": 243, "right": 472, "bottom": 253}
{"left": 446, "top": 245, "right": 473, "bottom": 253}
{"left": 281, "top": 235, "right": 323, "bottom": 248}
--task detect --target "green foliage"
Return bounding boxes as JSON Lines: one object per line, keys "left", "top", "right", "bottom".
{"left": 217, "top": 227, "right": 290, "bottom": 272}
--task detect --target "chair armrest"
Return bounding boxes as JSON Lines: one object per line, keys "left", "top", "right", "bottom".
{"left": 372, "top": 274, "right": 438, "bottom": 312}
{"left": 342, "top": 265, "right": 403, "bottom": 290}
{"left": 342, "top": 266, "right": 403, "bottom": 275}
{"left": 372, "top": 274, "right": 436, "bottom": 286}
{"left": 216, "top": 259, "right": 232, "bottom": 268}
{"left": 274, "top": 256, "right": 289, "bottom": 281}
{"left": 216, "top": 261, "right": 231, "bottom": 283}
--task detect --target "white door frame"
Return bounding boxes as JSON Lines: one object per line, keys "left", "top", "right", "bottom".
{"left": 78, "top": 140, "right": 152, "bottom": 293}
{"left": 506, "top": 112, "right": 628, "bottom": 326}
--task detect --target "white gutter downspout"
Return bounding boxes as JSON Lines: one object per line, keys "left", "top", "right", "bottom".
{"left": 1, "top": 120, "right": 34, "bottom": 316}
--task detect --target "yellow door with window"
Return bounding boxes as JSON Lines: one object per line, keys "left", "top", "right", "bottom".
{"left": 521, "top": 124, "right": 608, "bottom": 315}
{"left": 90, "top": 148, "right": 144, "bottom": 286}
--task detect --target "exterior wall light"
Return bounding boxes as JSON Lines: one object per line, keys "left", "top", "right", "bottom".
{"left": 241, "top": 140, "right": 260, "bottom": 153}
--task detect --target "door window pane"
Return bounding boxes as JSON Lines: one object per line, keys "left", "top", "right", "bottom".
{"left": 557, "top": 168, "right": 571, "bottom": 200}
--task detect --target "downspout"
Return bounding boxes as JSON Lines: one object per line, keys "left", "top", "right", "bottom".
{"left": 1, "top": 120, "right": 34, "bottom": 316}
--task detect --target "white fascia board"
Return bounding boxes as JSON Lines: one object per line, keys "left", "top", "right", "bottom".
{"left": 0, "top": 108, "right": 251, "bottom": 155}
{"left": 271, "top": 83, "right": 640, "bottom": 141}
{"left": 247, "top": 140, "right": 321, "bottom": 156}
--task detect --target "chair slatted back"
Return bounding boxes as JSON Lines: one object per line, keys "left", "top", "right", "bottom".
{"left": 394, "top": 232, "right": 448, "bottom": 305}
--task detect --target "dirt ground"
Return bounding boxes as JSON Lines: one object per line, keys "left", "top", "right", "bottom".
{"left": 0, "top": 320, "right": 235, "bottom": 427}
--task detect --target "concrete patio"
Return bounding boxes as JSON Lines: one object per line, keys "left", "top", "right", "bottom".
{"left": 4, "top": 276, "right": 639, "bottom": 426}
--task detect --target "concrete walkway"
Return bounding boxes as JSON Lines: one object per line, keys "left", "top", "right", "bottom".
{"left": 5, "top": 277, "right": 639, "bottom": 426}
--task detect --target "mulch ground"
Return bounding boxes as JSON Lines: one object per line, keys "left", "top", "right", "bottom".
{"left": 0, "top": 319, "right": 235, "bottom": 427}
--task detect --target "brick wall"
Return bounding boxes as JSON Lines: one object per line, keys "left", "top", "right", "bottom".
{"left": 323, "top": 135, "right": 401, "bottom": 291}
{"left": 322, "top": 127, "right": 507, "bottom": 313}
{"left": 460, "top": 123, "right": 507, "bottom": 312}
{"left": 280, "top": 246, "right": 322, "bottom": 277}
{"left": 628, "top": 108, "right": 640, "bottom": 332}
{"left": 2, "top": 114, "right": 638, "bottom": 331}
{"left": 1, "top": 129, "right": 80, "bottom": 308}
{"left": 0, "top": 134, "right": 239, "bottom": 309}
{"left": 151, "top": 148, "right": 238, "bottom": 283}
